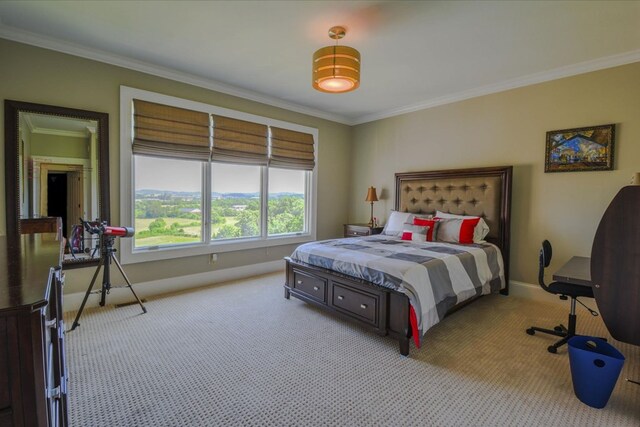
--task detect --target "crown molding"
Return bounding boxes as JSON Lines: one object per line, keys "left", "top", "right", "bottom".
{"left": 31, "top": 127, "right": 88, "bottom": 138}
{"left": 21, "top": 111, "right": 90, "bottom": 137}
{"left": 0, "top": 23, "right": 352, "bottom": 125}
{"left": 22, "top": 114, "right": 35, "bottom": 132}
{"left": 352, "top": 49, "right": 640, "bottom": 125}
{"left": 2, "top": 22, "right": 638, "bottom": 128}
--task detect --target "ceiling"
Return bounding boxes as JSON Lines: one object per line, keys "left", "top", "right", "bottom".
{"left": 1, "top": 1, "right": 639, "bottom": 125}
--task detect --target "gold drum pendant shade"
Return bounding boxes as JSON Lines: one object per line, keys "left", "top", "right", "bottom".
{"left": 313, "top": 26, "right": 360, "bottom": 93}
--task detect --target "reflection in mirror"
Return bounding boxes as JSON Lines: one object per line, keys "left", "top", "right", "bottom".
{"left": 19, "top": 112, "right": 101, "bottom": 261}
{"left": 5, "top": 100, "right": 110, "bottom": 269}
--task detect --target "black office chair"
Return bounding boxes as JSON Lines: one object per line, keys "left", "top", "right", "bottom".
{"left": 526, "top": 240, "right": 600, "bottom": 353}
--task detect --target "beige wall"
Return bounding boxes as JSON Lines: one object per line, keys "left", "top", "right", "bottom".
{"left": 0, "top": 39, "right": 352, "bottom": 294}
{"left": 349, "top": 62, "right": 640, "bottom": 285}
{"left": 30, "top": 133, "right": 89, "bottom": 159}
{"left": 2, "top": 37, "right": 638, "bottom": 294}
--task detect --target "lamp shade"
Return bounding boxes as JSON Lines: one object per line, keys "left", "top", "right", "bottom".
{"left": 312, "top": 26, "right": 360, "bottom": 93}
{"left": 365, "top": 186, "right": 378, "bottom": 202}
{"left": 312, "top": 46, "right": 360, "bottom": 93}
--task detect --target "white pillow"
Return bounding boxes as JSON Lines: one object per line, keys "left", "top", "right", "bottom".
{"left": 401, "top": 223, "right": 429, "bottom": 243}
{"left": 435, "top": 210, "right": 490, "bottom": 242}
{"left": 382, "top": 211, "right": 415, "bottom": 236}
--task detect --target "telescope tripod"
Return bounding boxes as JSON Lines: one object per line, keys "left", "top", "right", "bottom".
{"left": 71, "top": 234, "right": 147, "bottom": 331}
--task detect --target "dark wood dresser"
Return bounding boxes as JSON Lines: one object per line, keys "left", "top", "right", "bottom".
{"left": 0, "top": 233, "right": 67, "bottom": 426}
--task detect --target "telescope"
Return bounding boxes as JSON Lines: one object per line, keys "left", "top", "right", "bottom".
{"left": 80, "top": 218, "right": 134, "bottom": 238}
{"left": 71, "top": 218, "right": 146, "bottom": 331}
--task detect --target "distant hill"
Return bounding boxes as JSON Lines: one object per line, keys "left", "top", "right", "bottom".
{"left": 136, "top": 190, "right": 302, "bottom": 199}
{"left": 136, "top": 189, "right": 201, "bottom": 198}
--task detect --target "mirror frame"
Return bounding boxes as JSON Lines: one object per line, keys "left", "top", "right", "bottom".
{"left": 4, "top": 100, "right": 110, "bottom": 269}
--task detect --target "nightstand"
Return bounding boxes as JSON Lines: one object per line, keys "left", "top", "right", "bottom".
{"left": 343, "top": 223, "right": 384, "bottom": 238}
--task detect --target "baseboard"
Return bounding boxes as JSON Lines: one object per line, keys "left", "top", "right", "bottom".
{"left": 64, "top": 259, "right": 284, "bottom": 313}
{"left": 65, "top": 267, "right": 560, "bottom": 313}
{"left": 508, "top": 280, "right": 565, "bottom": 307}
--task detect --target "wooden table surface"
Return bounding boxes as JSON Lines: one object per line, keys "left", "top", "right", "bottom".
{"left": 553, "top": 256, "right": 592, "bottom": 287}
{"left": 0, "top": 233, "right": 63, "bottom": 312}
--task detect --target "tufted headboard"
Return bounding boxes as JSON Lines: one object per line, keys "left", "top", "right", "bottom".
{"left": 395, "top": 166, "right": 512, "bottom": 292}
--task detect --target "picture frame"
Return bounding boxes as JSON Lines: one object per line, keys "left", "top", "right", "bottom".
{"left": 545, "top": 124, "right": 615, "bottom": 173}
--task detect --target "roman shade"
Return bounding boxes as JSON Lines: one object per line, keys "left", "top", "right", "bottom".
{"left": 211, "top": 115, "right": 268, "bottom": 165}
{"left": 132, "top": 99, "right": 211, "bottom": 161}
{"left": 270, "top": 127, "right": 315, "bottom": 170}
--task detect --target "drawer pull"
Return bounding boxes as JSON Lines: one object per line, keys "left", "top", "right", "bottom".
{"left": 297, "top": 280, "right": 303, "bottom": 285}
{"left": 360, "top": 304, "right": 368, "bottom": 309}
{"left": 313, "top": 286, "right": 319, "bottom": 291}
{"left": 337, "top": 295, "right": 344, "bottom": 300}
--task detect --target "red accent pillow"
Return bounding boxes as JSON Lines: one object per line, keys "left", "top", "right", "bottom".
{"left": 412, "top": 217, "right": 438, "bottom": 241}
{"left": 433, "top": 217, "right": 480, "bottom": 244}
{"left": 458, "top": 217, "right": 480, "bottom": 244}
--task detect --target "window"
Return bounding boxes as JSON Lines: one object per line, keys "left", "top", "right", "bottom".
{"left": 268, "top": 168, "right": 307, "bottom": 236}
{"left": 120, "top": 87, "right": 317, "bottom": 264}
{"left": 211, "top": 163, "right": 261, "bottom": 240}
{"left": 134, "top": 156, "right": 204, "bottom": 248}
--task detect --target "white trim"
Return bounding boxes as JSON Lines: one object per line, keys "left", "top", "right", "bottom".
{"left": 30, "top": 155, "right": 92, "bottom": 219}
{"left": 63, "top": 260, "right": 283, "bottom": 313}
{"left": 22, "top": 114, "right": 35, "bottom": 132}
{"left": 3, "top": 24, "right": 640, "bottom": 127}
{"left": 0, "top": 24, "right": 349, "bottom": 125}
{"left": 509, "top": 280, "right": 565, "bottom": 307}
{"left": 63, "top": 274, "right": 566, "bottom": 313}
{"left": 121, "top": 86, "right": 322, "bottom": 132}
{"left": 30, "top": 128, "right": 88, "bottom": 138}
{"left": 120, "top": 234, "right": 313, "bottom": 264}
{"left": 119, "top": 86, "right": 317, "bottom": 264}
{"left": 30, "top": 155, "right": 90, "bottom": 168}
{"left": 353, "top": 50, "right": 640, "bottom": 125}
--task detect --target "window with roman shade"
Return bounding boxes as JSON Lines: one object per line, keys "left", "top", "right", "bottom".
{"left": 132, "top": 99, "right": 211, "bottom": 161}
{"left": 121, "top": 86, "right": 317, "bottom": 264}
{"left": 269, "top": 127, "right": 315, "bottom": 170}
{"left": 211, "top": 115, "right": 268, "bottom": 165}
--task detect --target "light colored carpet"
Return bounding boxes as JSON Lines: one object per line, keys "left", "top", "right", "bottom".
{"left": 65, "top": 273, "right": 640, "bottom": 426}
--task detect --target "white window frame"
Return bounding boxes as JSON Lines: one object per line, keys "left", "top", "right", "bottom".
{"left": 119, "top": 86, "right": 317, "bottom": 264}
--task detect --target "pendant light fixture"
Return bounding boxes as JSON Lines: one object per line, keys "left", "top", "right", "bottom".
{"left": 312, "top": 26, "right": 360, "bottom": 93}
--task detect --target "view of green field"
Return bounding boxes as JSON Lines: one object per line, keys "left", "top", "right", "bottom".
{"left": 134, "top": 216, "right": 245, "bottom": 247}
{"left": 134, "top": 218, "right": 198, "bottom": 247}
{"left": 133, "top": 193, "right": 303, "bottom": 248}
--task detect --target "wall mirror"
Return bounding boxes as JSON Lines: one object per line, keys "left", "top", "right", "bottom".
{"left": 5, "top": 100, "right": 110, "bottom": 269}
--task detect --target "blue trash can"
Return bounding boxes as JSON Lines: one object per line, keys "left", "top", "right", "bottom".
{"left": 568, "top": 336, "right": 625, "bottom": 409}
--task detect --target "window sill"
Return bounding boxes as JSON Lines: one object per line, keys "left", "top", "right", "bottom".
{"left": 119, "top": 233, "right": 314, "bottom": 264}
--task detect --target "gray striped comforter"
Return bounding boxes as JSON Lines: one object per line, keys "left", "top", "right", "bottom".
{"left": 290, "top": 235, "right": 505, "bottom": 340}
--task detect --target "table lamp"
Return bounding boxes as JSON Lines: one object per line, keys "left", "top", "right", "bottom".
{"left": 365, "top": 186, "right": 378, "bottom": 227}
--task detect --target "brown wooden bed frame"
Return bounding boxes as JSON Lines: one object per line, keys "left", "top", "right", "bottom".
{"left": 284, "top": 166, "right": 512, "bottom": 355}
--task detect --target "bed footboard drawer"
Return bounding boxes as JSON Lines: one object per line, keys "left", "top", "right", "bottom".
{"left": 331, "top": 283, "right": 379, "bottom": 325}
{"left": 292, "top": 270, "right": 327, "bottom": 303}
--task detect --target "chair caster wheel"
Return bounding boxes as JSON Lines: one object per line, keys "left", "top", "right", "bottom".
{"left": 547, "top": 346, "right": 557, "bottom": 354}
{"left": 554, "top": 326, "right": 563, "bottom": 332}
{"left": 526, "top": 328, "right": 535, "bottom": 335}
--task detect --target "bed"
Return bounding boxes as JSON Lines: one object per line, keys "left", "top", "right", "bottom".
{"left": 284, "top": 166, "right": 512, "bottom": 355}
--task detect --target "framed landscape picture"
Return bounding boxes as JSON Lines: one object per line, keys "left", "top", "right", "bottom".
{"left": 545, "top": 124, "right": 615, "bottom": 173}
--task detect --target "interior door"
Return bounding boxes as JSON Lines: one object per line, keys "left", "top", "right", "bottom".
{"left": 67, "top": 171, "right": 83, "bottom": 239}
{"left": 39, "top": 163, "right": 84, "bottom": 238}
